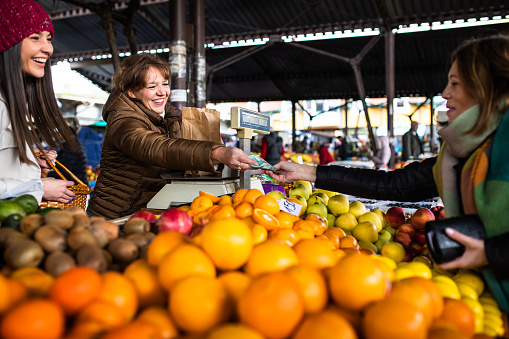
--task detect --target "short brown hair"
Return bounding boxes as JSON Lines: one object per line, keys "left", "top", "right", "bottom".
{"left": 111, "top": 53, "right": 171, "bottom": 94}
{"left": 451, "top": 35, "right": 509, "bottom": 135}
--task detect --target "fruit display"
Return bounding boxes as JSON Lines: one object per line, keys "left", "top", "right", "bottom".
{"left": 0, "top": 188, "right": 506, "bottom": 339}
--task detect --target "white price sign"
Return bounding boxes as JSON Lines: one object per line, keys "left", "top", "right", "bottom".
{"left": 278, "top": 198, "right": 302, "bottom": 217}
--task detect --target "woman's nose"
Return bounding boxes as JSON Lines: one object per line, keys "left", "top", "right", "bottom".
{"left": 442, "top": 85, "right": 450, "bottom": 99}
{"left": 42, "top": 39, "right": 53, "bottom": 54}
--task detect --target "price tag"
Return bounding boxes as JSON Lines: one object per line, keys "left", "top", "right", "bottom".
{"left": 279, "top": 198, "right": 302, "bottom": 217}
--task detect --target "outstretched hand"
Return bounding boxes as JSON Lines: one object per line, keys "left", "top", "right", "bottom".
{"left": 439, "top": 227, "right": 489, "bottom": 270}
{"left": 210, "top": 146, "right": 258, "bottom": 171}
{"left": 262, "top": 161, "right": 317, "bottom": 183}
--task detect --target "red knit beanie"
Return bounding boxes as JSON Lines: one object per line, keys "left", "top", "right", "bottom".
{"left": 0, "top": 0, "right": 54, "bottom": 53}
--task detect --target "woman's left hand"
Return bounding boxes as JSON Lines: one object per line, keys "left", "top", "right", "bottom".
{"left": 211, "top": 146, "right": 258, "bottom": 171}
{"left": 439, "top": 228, "right": 489, "bottom": 270}
{"left": 36, "top": 150, "right": 57, "bottom": 169}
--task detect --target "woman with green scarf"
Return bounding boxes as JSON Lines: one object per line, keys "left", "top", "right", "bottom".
{"left": 264, "top": 35, "right": 509, "bottom": 311}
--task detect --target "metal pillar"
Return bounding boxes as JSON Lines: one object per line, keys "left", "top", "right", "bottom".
{"left": 191, "top": 0, "right": 206, "bottom": 108}
{"left": 430, "top": 96, "right": 435, "bottom": 153}
{"left": 386, "top": 29, "right": 395, "bottom": 138}
{"left": 169, "top": 0, "right": 187, "bottom": 110}
{"left": 292, "top": 100, "right": 297, "bottom": 152}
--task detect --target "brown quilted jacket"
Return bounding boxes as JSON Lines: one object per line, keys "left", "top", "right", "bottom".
{"left": 87, "top": 90, "right": 224, "bottom": 219}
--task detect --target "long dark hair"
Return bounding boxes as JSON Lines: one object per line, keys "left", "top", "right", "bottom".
{"left": 0, "top": 42, "right": 77, "bottom": 164}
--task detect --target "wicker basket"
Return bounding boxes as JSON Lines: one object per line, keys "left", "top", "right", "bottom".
{"left": 35, "top": 152, "right": 92, "bottom": 210}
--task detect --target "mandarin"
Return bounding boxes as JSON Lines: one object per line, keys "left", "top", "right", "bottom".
{"left": 243, "top": 188, "right": 264, "bottom": 204}
{"left": 439, "top": 298, "right": 476, "bottom": 338}
{"left": 10, "top": 267, "right": 54, "bottom": 297}
{"left": 285, "top": 265, "right": 328, "bottom": 314}
{"left": 253, "top": 195, "right": 280, "bottom": 215}
{"left": 136, "top": 306, "right": 179, "bottom": 339}
{"left": 292, "top": 309, "right": 357, "bottom": 339}
{"left": 190, "top": 196, "right": 213, "bottom": 212}
{"left": 293, "top": 238, "right": 337, "bottom": 270}
{"left": 209, "top": 205, "right": 236, "bottom": 220}
{"left": 233, "top": 189, "right": 248, "bottom": 204}
{"left": 217, "top": 195, "right": 233, "bottom": 206}
{"left": 96, "top": 271, "right": 138, "bottom": 323}
{"left": 199, "top": 191, "right": 220, "bottom": 204}
{"left": 123, "top": 258, "right": 167, "bottom": 308}
{"left": 101, "top": 321, "right": 162, "bottom": 339}
{"left": 75, "top": 300, "right": 125, "bottom": 331}
{"left": 269, "top": 228, "right": 301, "bottom": 247}
{"left": 274, "top": 211, "right": 299, "bottom": 229}
{"left": 252, "top": 208, "right": 280, "bottom": 231}
{"left": 234, "top": 201, "right": 254, "bottom": 219}
{"left": 244, "top": 240, "right": 299, "bottom": 277}
{"left": 206, "top": 323, "right": 265, "bottom": 339}
{"left": 249, "top": 224, "right": 268, "bottom": 245}
{"left": 218, "top": 271, "right": 252, "bottom": 305}
{"left": 146, "top": 231, "right": 188, "bottom": 266}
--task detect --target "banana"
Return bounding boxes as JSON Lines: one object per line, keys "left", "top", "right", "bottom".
{"left": 432, "top": 275, "right": 458, "bottom": 288}
{"left": 457, "top": 282, "right": 479, "bottom": 300}
{"left": 482, "top": 304, "right": 502, "bottom": 318}
{"left": 479, "top": 296, "right": 499, "bottom": 308}
{"left": 483, "top": 318, "right": 505, "bottom": 337}
{"left": 453, "top": 272, "right": 485, "bottom": 296}
{"left": 462, "top": 298, "right": 484, "bottom": 319}
{"left": 484, "top": 312, "right": 503, "bottom": 328}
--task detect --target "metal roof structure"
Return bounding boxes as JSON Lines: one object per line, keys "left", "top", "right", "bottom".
{"left": 39, "top": 0, "right": 509, "bottom": 103}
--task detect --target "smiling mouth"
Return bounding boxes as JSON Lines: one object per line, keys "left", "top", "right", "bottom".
{"left": 32, "top": 57, "right": 47, "bottom": 65}
{"left": 153, "top": 98, "right": 165, "bottom": 104}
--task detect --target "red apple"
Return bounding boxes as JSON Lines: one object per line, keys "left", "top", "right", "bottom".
{"left": 419, "top": 244, "right": 433, "bottom": 262}
{"left": 415, "top": 230, "right": 426, "bottom": 246}
{"left": 130, "top": 210, "right": 158, "bottom": 233}
{"left": 386, "top": 206, "right": 407, "bottom": 227}
{"left": 190, "top": 225, "right": 205, "bottom": 237}
{"left": 410, "top": 242, "right": 421, "bottom": 253}
{"left": 410, "top": 207, "right": 435, "bottom": 230}
{"left": 395, "top": 230, "right": 413, "bottom": 247}
{"left": 397, "top": 223, "right": 416, "bottom": 240}
{"left": 156, "top": 208, "right": 193, "bottom": 235}
{"left": 431, "top": 206, "right": 445, "bottom": 220}
{"left": 403, "top": 246, "right": 419, "bottom": 262}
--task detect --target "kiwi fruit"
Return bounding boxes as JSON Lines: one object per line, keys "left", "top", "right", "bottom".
{"left": 65, "top": 206, "right": 88, "bottom": 218}
{"left": 67, "top": 228, "right": 97, "bottom": 251}
{"left": 3, "top": 231, "right": 29, "bottom": 248}
{"left": 4, "top": 239, "right": 44, "bottom": 269}
{"left": 123, "top": 218, "right": 150, "bottom": 235}
{"left": 85, "top": 224, "right": 109, "bottom": 248}
{"left": 19, "top": 214, "right": 44, "bottom": 236}
{"left": 44, "top": 210, "right": 74, "bottom": 230}
{"left": 44, "top": 251, "right": 75, "bottom": 277}
{"left": 34, "top": 225, "right": 68, "bottom": 252}
{"left": 76, "top": 244, "right": 108, "bottom": 273}
{"left": 92, "top": 220, "right": 119, "bottom": 241}
{"left": 107, "top": 238, "right": 139, "bottom": 263}
{"left": 125, "top": 233, "right": 150, "bottom": 248}
{"left": 0, "top": 228, "right": 20, "bottom": 247}
{"left": 72, "top": 214, "right": 91, "bottom": 229}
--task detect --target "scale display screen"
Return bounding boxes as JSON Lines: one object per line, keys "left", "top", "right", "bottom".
{"left": 231, "top": 107, "right": 270, "bottom": 134}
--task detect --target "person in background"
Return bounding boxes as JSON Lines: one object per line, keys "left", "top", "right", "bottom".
{"left": 335, "top": 136, "right": 349, "bottom": 160}
{"left": 0, "top": 0, "right": 77, "bottom": 204}
{"left": 402, "top": 120, "right": 423, "bottom": 161}
{"left": 87, "top": 53, "right": 256, "bottom": 219}
{"left": 370, "top": 135, "right": 391, "bottom": 169}
{"left": 317, "top": 142, "right": 335, "bottom": 165}
{"left": 46, "top": 116, "right": 88, "bottom": 185}
{"left": 264, "top": 35, "right": 509, "bottom": 312}
{"left": 261, "top": 130, "right": 285, "bottom": 165}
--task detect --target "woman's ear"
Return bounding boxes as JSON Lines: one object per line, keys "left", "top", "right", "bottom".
{"left": 127, "top": 90, "right": 136, "bottom": 99}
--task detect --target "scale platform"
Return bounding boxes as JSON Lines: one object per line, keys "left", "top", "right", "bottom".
{"left": 147, "top": 172, "right": 263, "bottom": 210}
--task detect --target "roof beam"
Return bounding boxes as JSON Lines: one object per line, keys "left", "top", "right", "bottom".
{"left": 50, "top": 0, "right": 169, "bottom": 20}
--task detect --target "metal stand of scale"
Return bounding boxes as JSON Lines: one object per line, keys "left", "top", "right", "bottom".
{"left": 146, "top": 107, "right": 271, "bottom": 210}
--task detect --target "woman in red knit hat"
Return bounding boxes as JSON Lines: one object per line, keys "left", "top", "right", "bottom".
{"left": 0, "top": 0, "right": 77, "bottom": 204}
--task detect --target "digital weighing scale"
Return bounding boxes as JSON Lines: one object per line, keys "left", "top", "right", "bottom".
{"left": 146, "top": 107, "right": 270, "bottom": 210}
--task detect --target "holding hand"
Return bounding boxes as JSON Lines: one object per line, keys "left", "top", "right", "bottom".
{"left": 263, "top": 161, "right": 317, "bottom": 183}
{"left": 41, "top": 177, "right": 75, "bottom": 203}
{"left": 210, "top": 146, "right": 258, "bottom": 171}
{"left": 35, "top": 150, "right": 57, "bottom": 169}
{"left": 439, "top": 228, "right": 489, "bottom": 270}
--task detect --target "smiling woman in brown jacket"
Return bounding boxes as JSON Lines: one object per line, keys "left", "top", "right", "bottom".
{"left": 87, "top": 53, "right": 255, "bottom": 219}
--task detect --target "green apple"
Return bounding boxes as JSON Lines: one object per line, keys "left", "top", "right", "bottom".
{"left": 385, "top": 225, "right": 397, "bottom": 236}
{"left": 358, "top": 240, "right": 379, "bottom": 254}
{"left": 307, "top": 195, "right": 325, "bottom": 206}
{"left": 326, "top": 213, "right": 336, "bottom": 229}
{"left": 266, "top": 190, "right": 286, "bottom": 200}
{"left": 328, "top": 194, "right": 350, "bottom": 216}
{"left": 289, "top": 183, "right": 310, "bottom": 200}
{"left": 306, "top": 203, "right": 328, "bottom": 220}
{"left": 371, "top": 208, "right": 387, "bottom": 228}
{"left": 342, "top": 229, "right": 353, "bottom": 236}
{"left": 381, "top": 241, "right": 406, "bottom": 263}
{"left": 317, "top": 188, "right": 338, "bottom": 198}
{"left": 289, "top": 194, "right": 307, "bottom": 216}
{"left": 374, "top": 238, "right": 389, "bottom": 252}
{"left": 294, "top": 180, "right": 313, "bottom": 195}
{"left": 310, "top": 192, "right": 329, "bottom": 205}
{"left": 334, "top": 212, "right": 358, "bottom": 231}
{"left": 352, "top": 221, "right": 378, "bottom": 243}
{"left": 357, "top": 212, "right": 382, "bottom": 232}
{"left": 348, "top": 200, "right": 367, "bottom": 218}
{"left": 378, "top": 229, "right": 393, "bottom": 242}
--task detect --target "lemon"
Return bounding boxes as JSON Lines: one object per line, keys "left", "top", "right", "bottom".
{"left": 404, "top": 261, "right": 432, "bottom": 279}
{"left": 457, "top": 282, "right": 479, "bottom": 300}
{"left": 394, "top": 267, "right": 415, "bottom": 281}
{"left": 432, "top": 274, "right": 458, "bottom": 289}
{"left": 453, "top": 272, "right": 485, "bottom": 296}
{"left": 433, "top": 281, "right": 460, "bottom": 299}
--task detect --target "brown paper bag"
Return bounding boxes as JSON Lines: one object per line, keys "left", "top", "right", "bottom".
{"left": 181, "top": 107, "right": 224, "bottom": 177}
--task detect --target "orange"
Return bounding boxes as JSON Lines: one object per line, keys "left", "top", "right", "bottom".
{"left": 243, "top": 188, "right": 264, "bottom": 204}
{"left": 249, "top": 224, "right": 268, "bottom": 245}
{"left": 241, "top": 215, "right": 256, "bottom": 226}
{"left": 321, "top": 231, "right": 340, "bottom": 249}
{"left": 206, "top": 323, "right": 265, "bottom": 339}
{"left": 217, "top": 195, "right": 233, "bottom": 206}
{"left": 199, "top": 191, "right": 221, "bottom": 204}
{"left": 123, "top": 258, "right": 167, "bottom": 308}
{"left": 328, "top": 254, "right": 389, "bottom": 311}
{"left": 201, "top": 218, "right": 253, "bottom": 271}
{"left": 339, "top": 235, "right": 359, "bottom": 249}
{"left": 285, "top": 265, "right": 328, "bottom": 314}
{"left": 253, "top": 194, "right": 280, "bottom": 215}
{"left": 293, "top": 238, "right": 337, "bottom": 269}
{"left": 157, "top": 243, "right": 216, "bottom": 291}
{"left": 292, "top": 309, "right": 357, "bottom": 339}
{"left": 269, "top": 228, "right": 301, "bottom": 246}
{"left": 101, "top": 321, "right": 162, "bottom": 339}
{"left": 233, "top": 188, "right": 248, "bottom": 204}
{"left": 326, "top": 304, "right": 362, "bottom": 333}
{"left": 193, "top": 209, "right": 212, "bottom": 227}
{"left": 75, "top": 300, "right": 125, "bottom": 332}
{"left": 190, "top": 196, "right": 213, "bottom": 212}
{"left": 324, "top": 226, "right": 347, "bottom": 239}
{"left": 218, "top": 271, "right": 252, "bottom": 305}
{"left": 274, "top": 211, "right": 299, "bottom": 229}
{"left": 238, "top": 271, "right": 304, "bottom": 339}
{"left": 146, "top": 231, "right": 188, "bottom": 266}
{"left": 438, "top": 298, "right": 475, "bottom": 338}
{"left": 3, "top": 278, "right": 28, "bottom": 313}
{"left": 296, "top": 228, "right": 315, "bottom": 240}
{"left": 428, "top": 327, "right": 470, "bottom": 339}
{"left": 136, "top": 306, "right": 179, "bottom": 339}
{"left": 362, "top": 298, "right": 427, "bottom": 339}
{"left": 414, "top": 277, "right": 443, "bottom": 318}
{"left": 0, "top": 275, "right": 10, "bottom": 313}
{"left": 305, "top": 214, "right": 328, "bottom": 235}
{"left": 0, "top": 299, "right": 65, "bottom": 339}
{"left": 10, "top": 267, "right": 54, "bottom": 297}
{"left": 244, "top": 240, "right": 299, "bottom": 277}
{"left": 210, "top": 205, "right": 236, "bottom": 220}
{"left": 234, "top": 201, "right": 254, "bottom": 219}
{"left": 48, "top": 266, "right": 102, "bottom": 315}
{"left": 333, "top": 248, "right": 348, "bottom": 262}
{"left": 293, "top": 219, "right": 316, "bottom": 234}
{"left": 252, "top": 208, "right": 280, "bottom": 231}
{"left": 96, "top": 271, "right": 138, "bottom": 323}
{"left": 177, "top": 205, "right": 190, "bottom": 212}
{"left": 169, "top": 275, "right": 231, "bottom": 334}
{"left": 287, "top": 197, "right": 305, "bottom": 216}
{"left": 389, "top": 277, "right": 436, "bottom": 326}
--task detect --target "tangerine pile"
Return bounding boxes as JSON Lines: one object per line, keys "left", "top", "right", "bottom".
{"left": 0, "top": 190, "right": 482, "bottom": 339}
